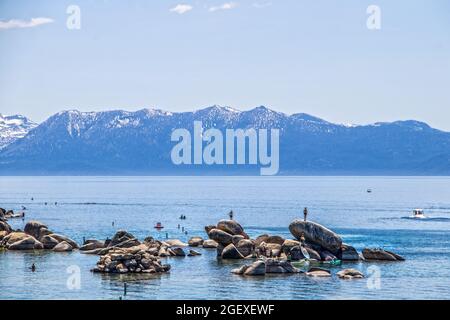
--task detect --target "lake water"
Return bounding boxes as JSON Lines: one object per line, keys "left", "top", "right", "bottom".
{"left": 1, "top": 176, "right": 450, "bottom": 300}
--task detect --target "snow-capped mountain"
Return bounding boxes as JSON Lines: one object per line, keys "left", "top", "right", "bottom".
{"left": 0, "top": 106, "right": 449, "bottom": 175}
{"left": 0, "top": 114, "right": 37, "bottom": 149}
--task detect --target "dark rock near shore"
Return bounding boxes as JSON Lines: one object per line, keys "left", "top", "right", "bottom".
{"left": 306, "top": 267, "right": 331, "bottom": 277}
{"left": 338, "top": 244, "right": 360, "bottom": 261}
{"left": 0, "top": 220, "right": 12, "bottom": 233}
{"left": 337, "top": 269, "right": 364, "bottom": 279}
{"left": 80, "top": 240, "right": 105, "bottom": 251}
{"left": 362, "top": 248, "right": 404, "bottom": 261}
{"left": 289, "top": 220, "right": 343, "bottom": 254}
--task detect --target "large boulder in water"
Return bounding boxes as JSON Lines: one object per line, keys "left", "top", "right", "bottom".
{"left": 289, "top": 220, "right": 342, "bottom": 254}
{"left": 40, "top": 235, "right": 60, "bottom": 249}
{"left": 362, "top": 248, "right": 404, "bottom": 261}
{"left": 338, "top": 244, "right": 360, "bottom": 261}
{"left": 188, "top": 237, "right": 204, "bottom": 247}
{"left": 217, "top": 220, "right": 248, "bottom": 238}
{"left": 221, "top": 244, "right": 245, "bottom": 259}
{"left": 208, "top": 228, "right": 233, "bottom": 246}
{"left": 236, "top": 239, "right": 254, "bottom": 257}
{"left": 244, "top": 261, "right": 266, "bottom": 276}
{"left": 24, "top": 221, "right": 51, "bottom": 240}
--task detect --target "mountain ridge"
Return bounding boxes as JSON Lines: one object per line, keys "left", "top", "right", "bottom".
{"left": 0, "top": 106, "right": 449, "bottom": 175}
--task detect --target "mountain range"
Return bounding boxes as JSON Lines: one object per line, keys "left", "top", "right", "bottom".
{"left": 0, "top": 106, "right": 449, "bottom": 175}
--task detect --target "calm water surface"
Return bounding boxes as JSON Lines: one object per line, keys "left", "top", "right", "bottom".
{"left": 1, "top": 176, "right": 449, "bottom": 300}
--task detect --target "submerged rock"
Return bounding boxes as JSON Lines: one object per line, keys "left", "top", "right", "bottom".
{"left": 362, "top": 248, "right": 404, "bottom": 261}
{"left": 289, "top": 220, "right": 342, "bottom": 254}
{"left": 306, "top": 267, "right": 331, "bottom": 277}
{"left": 337, "top": 269, "right": 364, "bottom": 279}
{"left": 188, "top": 249, "right": 201, "bottom": 256}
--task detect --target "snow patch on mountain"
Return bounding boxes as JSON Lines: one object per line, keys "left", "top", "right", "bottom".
{"left": 0, "top": 113, "right": 37, "bottom": 149}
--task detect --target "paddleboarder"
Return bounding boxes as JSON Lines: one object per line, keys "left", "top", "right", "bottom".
{"left": 303, "top": 207, "right": 308, "bottom": 222}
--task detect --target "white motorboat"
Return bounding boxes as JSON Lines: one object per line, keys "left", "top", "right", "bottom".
{"left": 411, "top": 209, "right": 426, "bottom": 219}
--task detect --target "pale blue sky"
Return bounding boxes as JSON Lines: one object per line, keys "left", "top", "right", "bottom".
{"left": 1, "top": 0, "right": 449, "bottom": 130}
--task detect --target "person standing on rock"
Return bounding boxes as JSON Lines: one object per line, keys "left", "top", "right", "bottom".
{"left": 229, "top": 210, "right": 234, "bottom": 220}
{"left": 303, "top": 207, "right": 308, "bottom": 222}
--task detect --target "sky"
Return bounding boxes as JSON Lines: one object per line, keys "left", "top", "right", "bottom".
{"left": 0, "top": 0, "right": 450, "bottom": 130}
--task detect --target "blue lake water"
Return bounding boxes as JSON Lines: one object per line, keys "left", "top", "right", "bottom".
{"left": 1, "top": 176, "right": 450, "bottom": 300}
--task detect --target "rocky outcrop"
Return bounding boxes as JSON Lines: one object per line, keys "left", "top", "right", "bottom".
{"left": 337, "top": 269, "right": 364, "bottom": 279}
{"left": 362, "top": 248, "right": 404, "bottom": 261}
{"left": 0, "top": 220, "right": 12, "bottom": 233}
{"left": 188, "top": 237, "right": 204, "bottom": 247}
{"left": 265, "top": 235, "right": 285, "bottom": 245}
{"left": 289, "top": 220, "right": 342, "bottom": 254}
{"left": 92, "top": 249, "right": 171, "bottom": 274}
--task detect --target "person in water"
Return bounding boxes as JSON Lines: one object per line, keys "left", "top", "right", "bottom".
{"left": 30, "top": 263, "right": 36, "bottom": 272}
{"left": 303, "top": 207, "right": 308, "bottom": 222}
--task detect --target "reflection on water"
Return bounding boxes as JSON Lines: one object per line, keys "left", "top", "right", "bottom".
{"left": 1, "top": 176, "right": 450, "bottom": 300}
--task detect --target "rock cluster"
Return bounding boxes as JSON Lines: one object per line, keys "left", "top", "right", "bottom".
{"left": 0, "top": 220, "right": 78, "bottom": 252}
